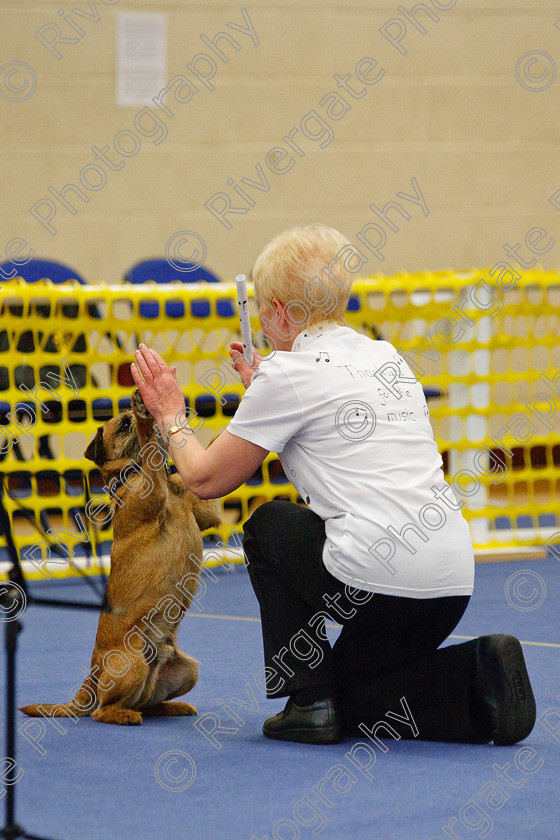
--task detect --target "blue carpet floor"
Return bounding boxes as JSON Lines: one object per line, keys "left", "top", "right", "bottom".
{"left": 2, "top": 558, "right": 559, "bottom": 840}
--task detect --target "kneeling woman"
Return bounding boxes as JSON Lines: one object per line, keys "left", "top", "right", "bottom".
{"left": 132, "top": 224, "right": 535, "bottom": 747}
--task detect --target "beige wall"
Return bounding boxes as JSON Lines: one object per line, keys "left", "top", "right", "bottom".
{"left": 1, "top": 0, "right": 559, "bottom": 283}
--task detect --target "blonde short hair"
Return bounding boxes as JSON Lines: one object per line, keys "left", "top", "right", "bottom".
{"left": 251, "top": 224, "right": 355, "bottom": 331}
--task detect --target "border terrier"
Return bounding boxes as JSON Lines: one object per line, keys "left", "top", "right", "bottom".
{"left": 21, "top": 390, "right": 221, "bottom": 725}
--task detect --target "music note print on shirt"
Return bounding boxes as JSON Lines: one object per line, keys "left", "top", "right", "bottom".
{"left": 316, "top": 352, "right": 330, "bottom": 363}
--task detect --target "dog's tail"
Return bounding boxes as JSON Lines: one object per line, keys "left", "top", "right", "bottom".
{"left": 20, "top": 674, "right": 98, "bottom": 719}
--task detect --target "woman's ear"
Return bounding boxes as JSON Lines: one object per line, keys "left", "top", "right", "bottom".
{"left": 271, "top": 298, "right": 286, "bottom": 324}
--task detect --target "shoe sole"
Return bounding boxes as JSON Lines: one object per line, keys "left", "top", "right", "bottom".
{"left": 481, "top": 634, "right": 536, "bottom": 746}
{"left": 263, "top": 725, "right": 341, "bottom": 745}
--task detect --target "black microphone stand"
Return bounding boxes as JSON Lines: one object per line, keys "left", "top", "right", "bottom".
{"left": 0, "top": 584, "right": 53, "bottom": 840}
{"left": 0, "top": 493, "right": 105, "bottom": 840}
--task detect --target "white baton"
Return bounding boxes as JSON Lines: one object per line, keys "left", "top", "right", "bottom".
{"left": 235, "top": 274, "right": 253, "bottom": 366}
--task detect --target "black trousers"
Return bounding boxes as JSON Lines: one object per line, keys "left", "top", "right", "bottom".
{"left": 243, "top": 500, "right": 488, "bottom": 743}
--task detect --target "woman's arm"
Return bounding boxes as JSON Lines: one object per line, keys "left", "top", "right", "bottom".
{"left": 131, "top": 344, "right": 268, "bottom": 499}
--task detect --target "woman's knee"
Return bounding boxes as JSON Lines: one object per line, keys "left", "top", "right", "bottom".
{"left": 243, "top": 500, "right": 326, "bottom": 576}
{"left": 244, "top": 500, "right": 289, "bottom": 534}
{"left": 243, "top": 501, "right": 288, "bottom": 567}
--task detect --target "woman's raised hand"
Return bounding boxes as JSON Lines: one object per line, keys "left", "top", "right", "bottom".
{"left": 131, "top": 344, "right": 186, "bottom": 425}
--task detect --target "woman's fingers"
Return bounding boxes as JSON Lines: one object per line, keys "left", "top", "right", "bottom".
{"left": 133, "top": 346, "right": 175, "bottom": 394}
{"left": 229, "top": 346, "right": 254, "bottom": 387}
{"left": 145, "top": 345, "right": 170, "bottom": 372}
{"left": 230, "top": 341, "right": 261, "bottom": 369}
{"left": 229, "top": 347, "right": 248, "bottom": 371}
{"left": 129, "top": 346, "right": 186, "bottom": 424}
{"left": 136, "top": 344, "right": 164, "bottom": 376}
{"left": 130, "top": 362, "right": 143, "bottom": 385}
{"left": 133, "top": 346, "right": 154, "bottom": 381}
{"left": 135, "top": 344, "right": 171, "bottom": 383}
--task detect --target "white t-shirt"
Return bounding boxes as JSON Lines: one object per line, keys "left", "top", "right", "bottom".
{"left": 227, "top": 325, "right": 474, "bottom": 598}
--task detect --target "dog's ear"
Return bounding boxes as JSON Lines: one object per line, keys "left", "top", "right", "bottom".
{"left": 84, "top": 427, "right": 105, "bottom": 467}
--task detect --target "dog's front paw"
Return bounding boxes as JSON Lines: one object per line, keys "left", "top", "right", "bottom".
{"left": 132, "top": 388, "right": 152, "bottom": 421}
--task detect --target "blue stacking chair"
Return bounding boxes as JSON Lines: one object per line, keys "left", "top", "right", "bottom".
{"left": 125, "top": 258, "right": 220, "bottom": 286}
{"left": 0, "top": 257, "right": 100, "bottom": 322}
{"left": 124, "top": 258, "right": 224, "bottom": 319}
{"left": 0, "top": 258, "right": 86, "bottom": 285}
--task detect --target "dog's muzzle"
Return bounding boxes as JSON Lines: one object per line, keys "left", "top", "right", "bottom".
{"left": 84, "top": 427, "right": 106, "bottom": 467}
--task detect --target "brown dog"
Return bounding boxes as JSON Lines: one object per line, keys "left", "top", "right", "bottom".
{"left": 21, "top": 390, "right": 221, "bottom": 725}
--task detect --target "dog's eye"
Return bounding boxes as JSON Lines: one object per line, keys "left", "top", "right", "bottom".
{"left": 120, "top": 417, "right": 131, "bottom": 432}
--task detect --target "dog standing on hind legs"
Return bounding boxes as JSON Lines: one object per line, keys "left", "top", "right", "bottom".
{"left": 21, "top": 389, "right": 222, "bottom": 725}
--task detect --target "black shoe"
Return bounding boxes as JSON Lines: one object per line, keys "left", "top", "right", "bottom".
{"left": 473, "top": 634, "right": 536, "bottom": 746}
{"left": 263, "top": 697, "right": 341, "bottom": 744}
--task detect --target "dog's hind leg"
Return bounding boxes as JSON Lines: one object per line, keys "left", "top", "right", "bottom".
{"left": 142, "top": 702, "right": 197, "bottom": 717}
{"left": 91, "top": 649, "right": 150, "bottom": 725}
{"left": 142, "top": 651, "right": 198, "bottom": 717}
{"left": 93, "top": 705, "right": 144, "bottom": 725}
